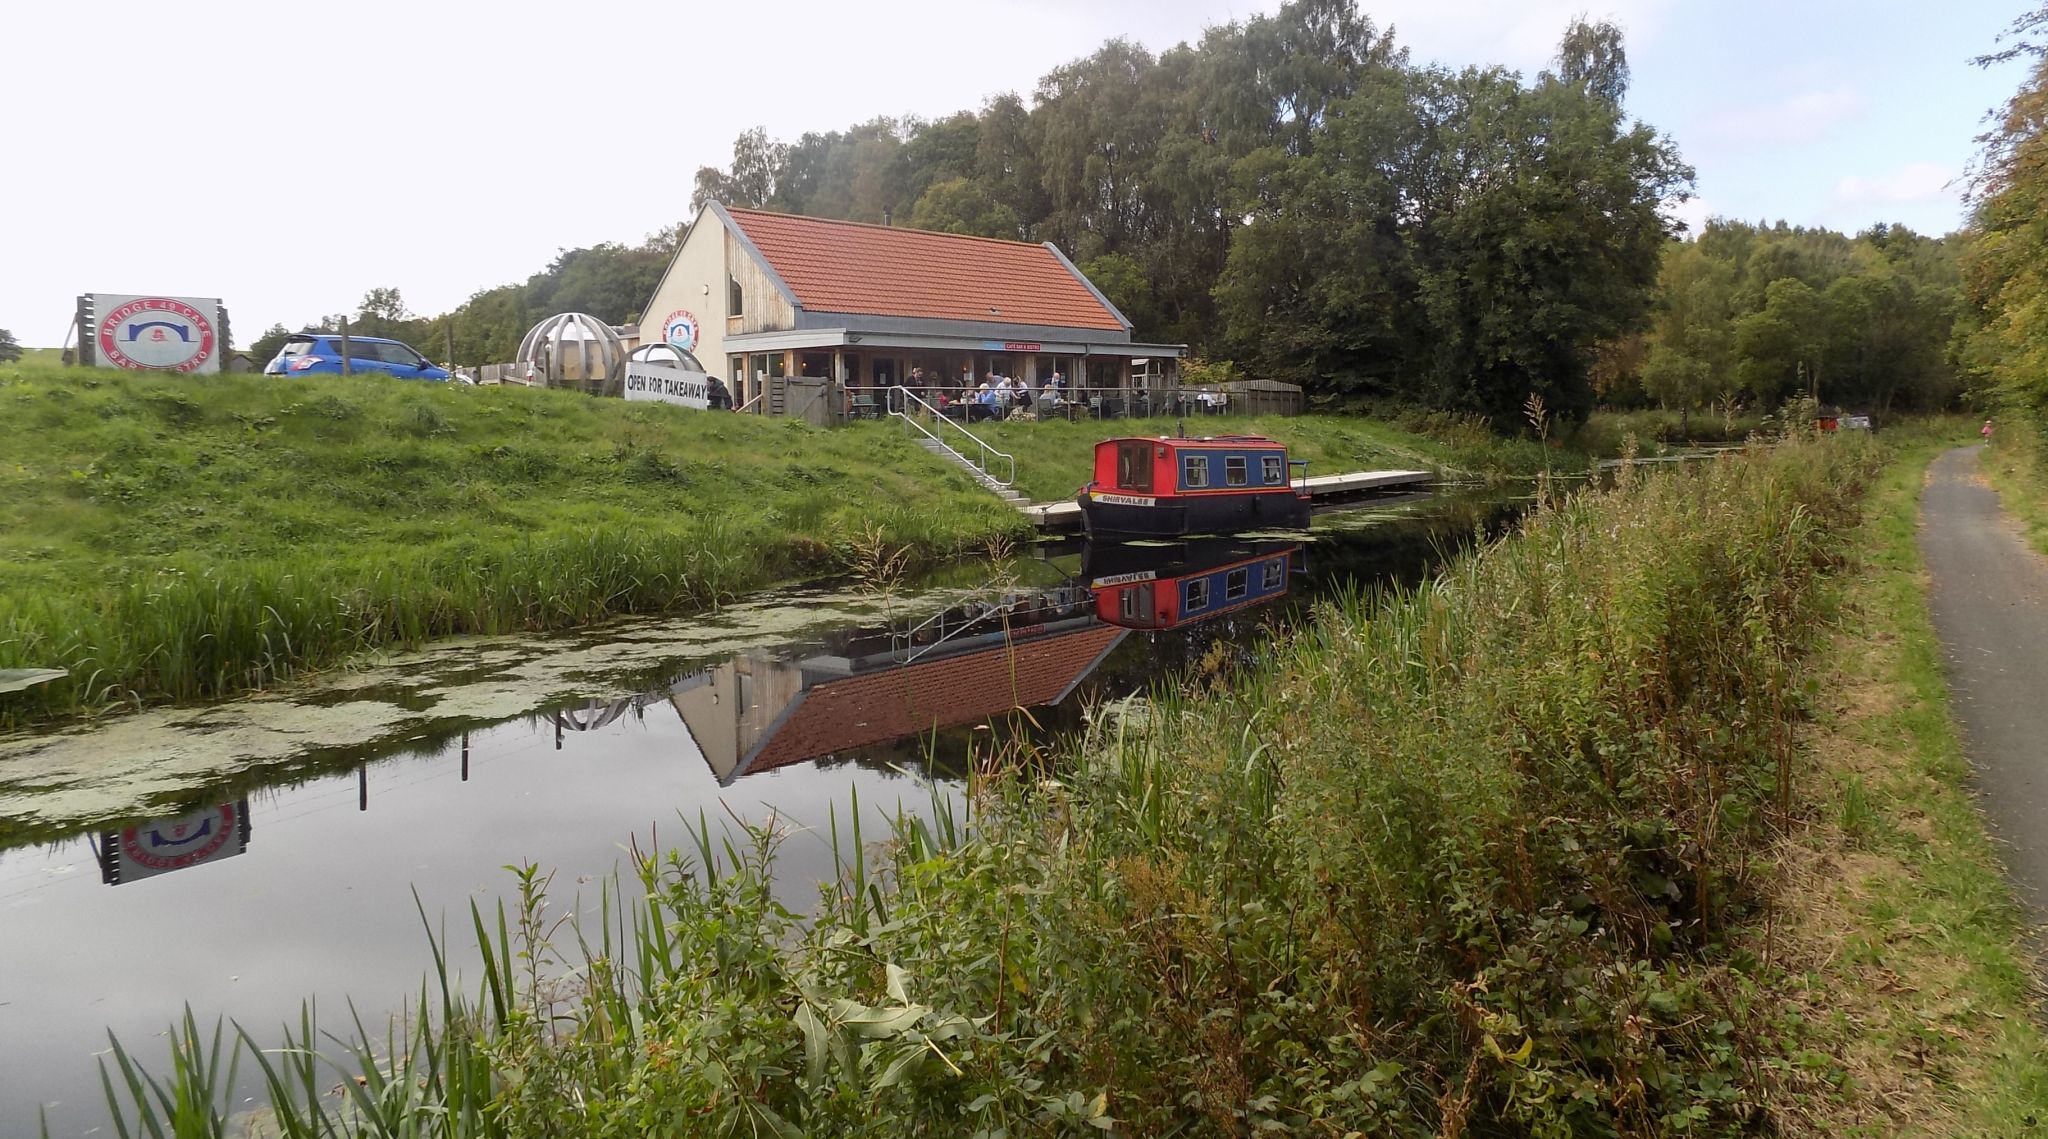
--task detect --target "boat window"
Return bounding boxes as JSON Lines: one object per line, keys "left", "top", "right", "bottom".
{"left": 1263, "top": 455, "right": 1285, "bottom": 484}
{"left": 1117, "top": 442, "right": 1153, "bottom": 491}
{"left": 1226, "top": 568, "right": 1249, "bottom": 601}
{"left": 1225, "top": 456, "right": 1249, "bottom": 487}
{"left": 1185, "top": 577, "right": 1211, "bottom": 610}
{"left": 1183, "top": 454, "right": 1209, "bottom": 489}
{"left": 1263, "top": 556, "right": 1287, "bottom": 590}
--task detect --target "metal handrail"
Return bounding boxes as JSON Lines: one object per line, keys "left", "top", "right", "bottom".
{"left": 885, "top": 387, "right": 1016, "bottom": 487}
{"left": 891, "top": 595, "right": 1024, "bottom": 663}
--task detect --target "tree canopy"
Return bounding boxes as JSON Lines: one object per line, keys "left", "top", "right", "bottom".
{"left": 1636, "top": 220, "right": 1962, "bottom": 416}
{"left": 684, "top": 4, "right": 1692, "bottom": 428}
{"left": 240, "top": 0, "right": 1974, "bottom": 428}
{"left": 1963, "top": 3, "right": 2048, "bottom": 413}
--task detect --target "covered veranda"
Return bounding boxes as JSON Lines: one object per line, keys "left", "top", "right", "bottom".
{"left": 723, "top": 329, "right": 1189, "bottom": 421}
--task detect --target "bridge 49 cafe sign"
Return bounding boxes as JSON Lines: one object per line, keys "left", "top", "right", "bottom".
{"left": 85, "top": 293, "right": 224, "bottom": 374}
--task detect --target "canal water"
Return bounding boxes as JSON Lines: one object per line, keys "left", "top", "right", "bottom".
{"left": 0, "top": 489, "right": 1518, "bottom": 1135}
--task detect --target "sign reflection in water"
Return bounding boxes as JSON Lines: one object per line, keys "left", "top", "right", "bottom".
{"left": 97, "top": 801, "right": 251, "bottom": 885}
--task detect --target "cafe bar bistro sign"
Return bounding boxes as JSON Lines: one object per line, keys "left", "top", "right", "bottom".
{"left": 88, "top": 293, "right": 223, "bottom": 374}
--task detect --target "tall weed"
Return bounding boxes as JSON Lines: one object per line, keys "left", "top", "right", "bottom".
{"left": 82, "top": 427, "right": 1887, "bottom": 1137}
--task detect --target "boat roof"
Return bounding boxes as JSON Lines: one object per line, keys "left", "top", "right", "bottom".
{"left": 1095, "top": 434, "right": 1285, "bottom": 448}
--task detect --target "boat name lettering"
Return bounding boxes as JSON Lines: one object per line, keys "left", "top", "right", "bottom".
{"left": 1094, "top": 493, "right": 1156, "bottom": 507}
{"left": 1091, "top": 571, "right": 1158, "bottom": 586}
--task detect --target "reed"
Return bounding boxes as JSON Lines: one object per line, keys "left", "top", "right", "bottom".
{"left": 76, "top": 430, "right": 1894, "bottom": 1137}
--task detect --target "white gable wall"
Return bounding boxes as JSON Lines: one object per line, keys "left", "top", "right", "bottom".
{"left": 641, "top": 210, "right": 731, "bottom": 369}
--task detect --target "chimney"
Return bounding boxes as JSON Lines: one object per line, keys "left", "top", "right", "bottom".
{"left": 883, "top": 209, "right": 893, "bottom": 227}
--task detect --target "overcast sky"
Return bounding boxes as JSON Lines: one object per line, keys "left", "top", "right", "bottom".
{"left": 0, "top": 0, "right": 2031, "bottom": 346}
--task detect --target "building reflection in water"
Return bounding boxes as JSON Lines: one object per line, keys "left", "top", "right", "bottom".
{"left": 657, "top": 536, "right": 1305, "bottom": 783}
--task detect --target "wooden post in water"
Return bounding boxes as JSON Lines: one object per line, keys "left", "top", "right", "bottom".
{"left": 357, "top": 765, "right": 367, "bottom": 811}
{"left": 461, "top": 731, "right": 470, "bottom": 782}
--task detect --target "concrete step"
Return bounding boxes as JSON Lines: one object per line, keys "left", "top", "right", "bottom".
{"left": 908, "top": 433, "right": 1022, "bottom": 499}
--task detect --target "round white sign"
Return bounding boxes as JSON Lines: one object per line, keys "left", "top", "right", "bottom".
{"left": 662, "top": 308, "right": 699, "bottom": 353}
{"left": 98, "top": 297, "right": 217, "bottom": 372}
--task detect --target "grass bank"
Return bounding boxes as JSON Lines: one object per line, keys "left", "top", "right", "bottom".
{"left": 0, "top": 365, "right": 1519, "bottom": 730}
{"left": 93, "top": 434, "right": 1910, "bottom": 1137}
{"left": 1765, "top": 432, "right": 2048, "bottom": 1135}
{"left": 0, "top": 363, "right": 1029, "bottom": 728}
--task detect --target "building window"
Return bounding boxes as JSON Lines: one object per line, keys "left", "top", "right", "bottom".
{"left": 1119, "top": 589, "right": 1139, "bottom": 620}
{"left": 1263, "top": 455, "right": 1284, "bottom": 484}
{"left": 1225, "top": 568, "right": 1248, "bottom": 601}
{"left": 1182, "top": 454, "right": 1209, "bottom": 489}
{"left": 728, "top": 275, "right": 744, "bottom": 316}
{"left": 1262, "top": 556, "right": 1287, "bottom": 590}
{"left": 1225, "top": 455, "right": 1249, "bottom": 487}
{"left": 1185, "top": 577, "right": 1211, "bottom": 611}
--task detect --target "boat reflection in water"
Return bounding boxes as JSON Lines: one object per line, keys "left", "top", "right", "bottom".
{"left": 1084, "top": 537, "right": 1305, "bottom": 632}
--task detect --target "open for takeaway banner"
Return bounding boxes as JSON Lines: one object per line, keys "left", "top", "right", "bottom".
{"left": 624, "top": 360, "right": 711, "bottom": 410}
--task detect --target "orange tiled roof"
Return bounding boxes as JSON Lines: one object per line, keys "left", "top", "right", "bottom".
{"left": 725, "top": 207, "right": 1128, "bottom": 332}
{"left": 742, "top": 625, "right": 1127, "bottom": 776}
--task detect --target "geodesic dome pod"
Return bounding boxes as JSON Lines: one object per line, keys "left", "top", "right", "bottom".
{"left": 516, "top": 312, "right": 626, "bottom": 396}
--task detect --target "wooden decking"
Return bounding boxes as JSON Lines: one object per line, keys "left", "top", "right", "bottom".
{"left": 1023, "top": 469, "right": 1435, "bottom": 532}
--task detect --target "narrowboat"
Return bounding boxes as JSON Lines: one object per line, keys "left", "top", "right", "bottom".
{"left": 1076, "top": 435, "right": 1311, "bottom": 538}
{"left": 1086, "top": 537, "right": 1304, "bottom": 631}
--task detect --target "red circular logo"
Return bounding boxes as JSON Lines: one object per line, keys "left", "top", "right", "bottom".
{"left": 98, "top": 297, "right": 217, "bottom": 373}
{"left": 121, "top": 804, "right": 238, "bottom": 870}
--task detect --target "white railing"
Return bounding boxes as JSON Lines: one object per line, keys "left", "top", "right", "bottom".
{"left": 886, "top": 387, "right": 1016, "bottom": 488}
{"left": 890, "top": 595, "right": 1023, "bottom": 663}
